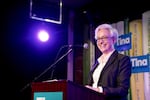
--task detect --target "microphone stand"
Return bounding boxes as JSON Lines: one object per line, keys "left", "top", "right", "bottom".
{"left": 20, "top": 48, "right": 73, "bottom": 92}
{"left": 50, "top": 45, "right": 69, "bottom": 79}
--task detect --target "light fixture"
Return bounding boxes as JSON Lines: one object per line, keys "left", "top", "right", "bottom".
{"left": 30, "top": 0, "right": 62, "bottom": 24}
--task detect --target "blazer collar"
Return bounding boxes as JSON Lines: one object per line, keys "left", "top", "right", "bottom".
{"left": 92, "top": 50, "right": 118, "bottom": 72}
{"left": 102, "top": 50, "right": 118, "bottom": 71}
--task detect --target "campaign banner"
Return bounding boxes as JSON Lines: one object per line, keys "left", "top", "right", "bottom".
{"left": 115, "top": 32, "right": 132, "bottom": 51}
{"left": 130, "top": 54, "right": 150, "bottom": 73}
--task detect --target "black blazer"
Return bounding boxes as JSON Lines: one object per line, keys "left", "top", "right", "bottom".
{"left": 87, "top": 50, "right": 132, "bottom": 100}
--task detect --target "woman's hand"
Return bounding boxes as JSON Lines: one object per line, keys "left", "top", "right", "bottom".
{"left": 85, "top": 85, "right": 100, "bottom": 92}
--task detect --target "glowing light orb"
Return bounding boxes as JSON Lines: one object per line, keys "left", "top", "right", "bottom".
{"left": 38, "top": 30, "right": 49, "bottom": 42}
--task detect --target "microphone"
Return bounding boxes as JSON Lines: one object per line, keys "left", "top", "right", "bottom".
{"left": 20, "top": 48, "right": 73, "bottom": 92}
{"left": 67, "top": 43, "right": 89, "bottom": 49}
{"left": 20, "top": 43, "right": 88, "bottom": 92}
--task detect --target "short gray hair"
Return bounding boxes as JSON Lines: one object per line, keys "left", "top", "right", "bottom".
{"left": 94, "top": 24, "right": 118, "bottom": 43}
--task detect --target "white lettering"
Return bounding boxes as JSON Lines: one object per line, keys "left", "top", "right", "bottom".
{"left": 131, "top": 58, "right": 148, "bottom": 67}
{"left": 117, "top": 37, "right": 130, "bottom": 46}
{"left": 36, "top": 97, "right": 45, "bottom": 100}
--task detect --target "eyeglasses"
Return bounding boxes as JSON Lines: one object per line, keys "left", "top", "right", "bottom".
{"left": 96, "top": 36, "right": 113, "bottom": 42}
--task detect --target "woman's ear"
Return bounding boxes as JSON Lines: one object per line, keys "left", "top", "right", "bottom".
{"left": 112, "top": 37, "right": 117, "bottom": 44}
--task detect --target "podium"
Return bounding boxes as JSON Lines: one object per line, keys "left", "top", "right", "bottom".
{"left": 31, "top": 80, "right": 105, "bottom": 100}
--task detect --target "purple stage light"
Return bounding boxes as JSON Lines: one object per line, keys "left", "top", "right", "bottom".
{"left": 37, "top": 30, "right": 49, "bottom": 42}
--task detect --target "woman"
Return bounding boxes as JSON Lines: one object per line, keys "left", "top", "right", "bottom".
{"left": 86, "top": 24, "right": 131, "bottom": 100}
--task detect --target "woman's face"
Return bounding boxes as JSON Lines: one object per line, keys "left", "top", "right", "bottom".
{"left": 96, "top": 28, "right": 115, "bottom": 54}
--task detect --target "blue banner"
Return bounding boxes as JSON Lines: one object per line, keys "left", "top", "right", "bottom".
{"left": 130, "top": 54, "right": 150, "bottom": 73}
{"left": 115, "top": 32, "right": 132, "bottom": 51}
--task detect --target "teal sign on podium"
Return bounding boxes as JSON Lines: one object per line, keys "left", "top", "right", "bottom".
{"left": 34, "top": 92, "right": 63, "bottom": 100}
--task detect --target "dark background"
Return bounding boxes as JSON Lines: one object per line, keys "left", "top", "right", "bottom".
{"left": 1, "top": 0, "right": 149, "bottom": 100}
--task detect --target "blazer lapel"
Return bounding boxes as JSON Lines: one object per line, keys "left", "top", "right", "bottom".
{"left": 91, "top": 61, "right": 99, "bottom": 73}
{"left": 101, "top": 50, "right": 118, "bottom": 72}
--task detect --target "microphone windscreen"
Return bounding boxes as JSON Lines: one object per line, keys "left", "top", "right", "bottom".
{"left": 83, "top": 43, "right": 88, "bottom": 49}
